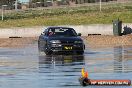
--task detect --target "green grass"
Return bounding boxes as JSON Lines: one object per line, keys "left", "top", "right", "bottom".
{"left": 0, "top": 3, "right": 132, "bottom": 28}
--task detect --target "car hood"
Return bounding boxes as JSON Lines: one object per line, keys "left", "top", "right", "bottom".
{"left": 48, "top": 36, "right": 83, "bottom": 42}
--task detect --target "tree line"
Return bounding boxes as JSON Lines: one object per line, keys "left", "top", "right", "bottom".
{"left": 0, "top": 0, "right": 16, "bottom": 5}
{"left": 0, "top": 0, "right": 118, "bottom": 5}
{"left": 31, "top": 0, "right": 46, "bottom": 3}
{"left": 0, "top": 0, "right": 48, "bottom": 5}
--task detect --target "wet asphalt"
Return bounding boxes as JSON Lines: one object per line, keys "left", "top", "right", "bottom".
{"left": 0, "top": 42, "right": 132, "bottom": 88}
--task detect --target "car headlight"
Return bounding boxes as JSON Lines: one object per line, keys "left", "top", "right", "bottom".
{"left": 74, "top": 41, "right": 83, "bottom": 43}
{"left": 49, "top": 40, "right": 61, "bottom": 43}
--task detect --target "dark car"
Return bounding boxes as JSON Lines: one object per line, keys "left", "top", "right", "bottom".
{"left": 38, "top": 27, "right": 85, "bottom": 55}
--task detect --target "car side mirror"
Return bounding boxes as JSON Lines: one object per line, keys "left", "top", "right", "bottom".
{"left": 77, "top": 33, "right": 81, "bottom": 36}
{"left": 41, "top": 32, "right": 45, "bottom": 35}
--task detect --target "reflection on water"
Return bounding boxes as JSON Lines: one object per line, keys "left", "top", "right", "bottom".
{"left": 39, "top": 55, "right": 85, "bottom": 74}
{"left": 114, "top": 46, "right": 124, "bottom": 73}
{"left": 38, "top": 55, "right": 85, "bottom": 87}
{"left": 0, "top": 43, "right": 132, "bottom": 88}
{"left": 84, "top": 46, "right": 132, "bottom": 74}
{"left": 114, "top": 46, "right": 132, "bottom": 73}
{"left": 39, "top": 55, "right": 84, "bottom": 66}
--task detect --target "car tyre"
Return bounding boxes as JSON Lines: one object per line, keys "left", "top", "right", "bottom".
{"left": 45, "top": 50, "right": 52, "bottom": 55}
{"left": 77, "top": 51, "right": 84, "bottom": 55}
{"left": 38, "top": 41, "right": 41, "bottom": 51}
{"left": 38, "top": 41, "right": 44, "bottom": 52}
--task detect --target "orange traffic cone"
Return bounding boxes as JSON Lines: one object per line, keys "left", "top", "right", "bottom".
{"left": 81, "top": 68, "right": 88, "bottom": 78}
{"left": 79, "top": 68, "right": 131, "bottom": 86}
{"left": 79, "top": 68, "right": 91, "bottom": 86}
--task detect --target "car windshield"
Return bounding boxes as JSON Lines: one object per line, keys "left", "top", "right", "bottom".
{"left": 48, "top": 28, "right": 77, "bottom": 37}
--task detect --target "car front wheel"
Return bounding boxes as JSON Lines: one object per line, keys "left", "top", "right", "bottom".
{"left": 45, "top": 50, "right": 52, "bottom": 55}
{"left": 76, "top": 51, "right": 84, "bottom": 55}
{"left": 44, "top": 45, "right": 52, "bottom": 55}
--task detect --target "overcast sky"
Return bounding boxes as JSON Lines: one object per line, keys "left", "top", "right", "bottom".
{"left": 19, "top": 0, "right": 29, "bottom": 2}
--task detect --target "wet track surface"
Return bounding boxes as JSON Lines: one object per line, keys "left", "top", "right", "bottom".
{"left": 0, "top": 42, "right": 132, "bottom": 88}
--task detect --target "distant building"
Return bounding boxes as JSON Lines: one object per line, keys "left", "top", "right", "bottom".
{"left": 19, "top": 0, "right": 30, "bottom": 10}
{"left": 21, "top": 4, "right": 29, "bottom": 9}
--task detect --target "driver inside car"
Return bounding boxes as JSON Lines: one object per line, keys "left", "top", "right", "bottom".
{"left": 48, "top": 28, "right": 55, "bottom": 36}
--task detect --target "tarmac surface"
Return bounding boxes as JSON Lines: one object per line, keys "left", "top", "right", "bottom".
{"left": 0, "top": 37, "right": 132, "bottom": 88}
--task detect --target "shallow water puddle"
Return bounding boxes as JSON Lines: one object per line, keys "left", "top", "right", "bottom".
{"left": 0, "top": 42, "right": 132, "bottom": 88}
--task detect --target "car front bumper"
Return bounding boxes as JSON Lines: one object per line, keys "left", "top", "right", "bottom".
{"left": 47, "top": 43, "right": 85, "bottom": 52}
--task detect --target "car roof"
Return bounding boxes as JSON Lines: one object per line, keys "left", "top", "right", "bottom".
{"left": 47, "top": 26, "right": 73, "bottom": 29}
